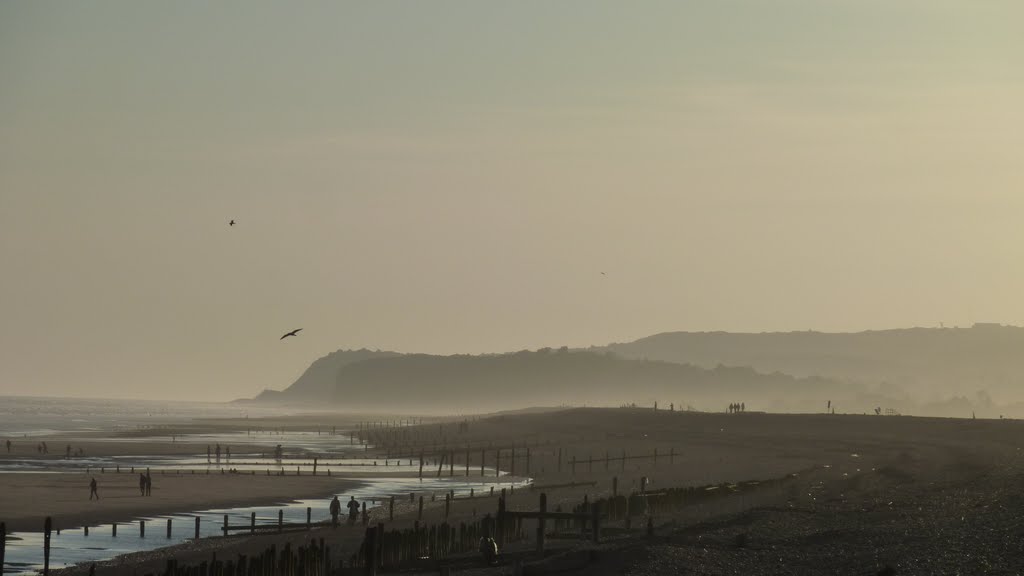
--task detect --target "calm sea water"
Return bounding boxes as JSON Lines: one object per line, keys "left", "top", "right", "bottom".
{"left": 0, "top": 396, "right": 284, "bottom": 437}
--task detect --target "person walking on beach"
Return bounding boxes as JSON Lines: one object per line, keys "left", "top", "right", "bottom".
{"left": 329, "top": 496, "right": 341, "bottom": 527}
{"left": 215, "top": 443, "right": 221, "bottom": 460}
{"left": 139, "top": 473, "right": 147, "bottom": 496}
{"left": 225, "top": 446, "right": 231, "bottom": 460}
{"left": 346, "top": 496, "right": 360, "bottom": 525}
{"left": 89, "top": 477, "right": 99, "bottom": 500}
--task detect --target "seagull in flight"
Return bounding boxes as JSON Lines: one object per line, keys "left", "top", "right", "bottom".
{"left": 229, "top": 220, "right": 236, "bottom": 226}
{"left": 280, "top": 328, "right": 302, "bottom": 340}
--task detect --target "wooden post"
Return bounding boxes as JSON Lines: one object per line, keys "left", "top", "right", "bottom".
{"left": 194, "top": 516, "right": 200, "bottom": 539}
{"left": 449, "top": 451, "right": 454, "bottom": 477}
{"left": 418, "top": 452, "right": 424, "bottom": 479}
{"left": 466, "top": 448, "right": 470, "bottom": 477}
{"left": 313, "top": 458, "right": 318, "bottom": 476}
{"left": 84, "top": 525, "right": 88, "bottom": 537}
{"left": 112, "top": 522, "right": 117, "bottom": 538}
{"left": 436, "top": 453, "right": 445, "bottom": 477}
{"left": 43, "top": 517, "right": 51, "bottom": 576}
{"left": 389, "top": 496, "right": 395, "bottom": 521}
{"left": 278, "top": 510, "right": 283, "bottom": 533}
{"left": 306, "top": 507, "right": 312, "bottom": 530}
{"left": 480, "top": 449, "right": 485, "bottom": 476}
{"left": 250, "top": 512, "right": 256, "bottom": 534}
{"left": 364, "top": 526, "right": 377, "bottom": 576}
{"left": 222, "top": 514, "right": 228, "bottom": 536}
{"left": 167, "top": 518, "right": 173, "bottom": 538}
{"left": 536, "top": 493, "right": 547, "bottom": 553}
{"left": 140, "top": 520, "right": 145, "bottom": 538}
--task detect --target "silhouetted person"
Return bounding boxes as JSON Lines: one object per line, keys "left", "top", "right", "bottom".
{"left": 346, "top": 496, "right": 360, "bottom": 525}
{"left": 741, "top": 402, "right": 745, "bottom": 412}
{"left": 89, "top": 477, "right": 99, "bottom": 500}
{"left": 215, "top": 443, "right": 221, "bottom": 460}
{"left": 225, "top": 446, "right": 230, "bottom": 459}
{"left": 139, "top": 473, "right": 147, "bottom": 496}
{"left": 479, "top": 537, "right": 498, "bottom": 565}
{"left": 329, "top": 496, "right": 341, "bottom": 527}
{"left": 6, "top": 439, "right": 11, "bottom": 453}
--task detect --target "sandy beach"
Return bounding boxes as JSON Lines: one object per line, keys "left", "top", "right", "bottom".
{"left": 20, "top": 407, "right": 1019, "bottom": 575}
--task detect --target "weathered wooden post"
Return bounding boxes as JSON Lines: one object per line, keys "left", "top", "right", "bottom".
{"left": 364, "top": 526, "right": 377, "bottom": 576}
{"left": 536, "top": 493, "right": 547, "bottom": 553}
{"left": 167, "top": 518, "right": 173, "bottom": 538}
{"left": 313, "top": 458, "right": 318, "bottom": 476}
{"left": 43, "top": 517, "right": 52, "bottom": 576}
{"left": 278, "top": 510, "right": 283, "bottom": 533}
{"left": 449, "top": 451, "right": 455, "bottom": 477}
{"left": 389, "top": 496, "right": 395, "bottom": 521}
{"left": 195, "top": 516, "right": 200, "bottom": 539}
{"left": 496, "top": 491, "right": 507, "bottom": 547}
{"left": 495, "top": 449, "right": 501, "bottom": 477}
{"left": 480, "top": 449, "right": 486, "bottom": 476}
{"left": 84, "top": 525, "right": 89, "bottom": 537}
{"left": 418, "top": 452, "right": 424, "bottom": 479}
{"left": 306, "top": 507, "right": 312, "bottom": 530}
{"left": 222, "top": 514, "right": 228, "bottom": 536}
{"left": 250, "top": 512, "right": 256, "bottom": 534}
{"left": 112, "top": 522, "right": 117, "bottom": 537}
{"left": 466, "top": 447, "right": 471, "bottom": 477}
{"left": 140, "top": 520, "right": 145, "bottom": 538}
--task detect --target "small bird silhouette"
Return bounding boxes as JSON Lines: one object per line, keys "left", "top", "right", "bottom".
{"left": 229, "top": 220, "right": 236, "bottom": 226}
{"left": 280, "top": 328, "right": 302, "bottom": 340}
{"left": 600, "top": 272, "right": 606, "bottom": 275}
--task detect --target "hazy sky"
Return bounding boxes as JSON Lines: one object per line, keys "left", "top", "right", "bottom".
{"left": 2, "top": 1, "right": 1023, "bottom": 401}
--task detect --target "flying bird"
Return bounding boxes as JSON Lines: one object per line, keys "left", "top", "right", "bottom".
{"left": 280, "top": 328, "right": 302, "bottom": 340}
{"left": 229, "top": 220, "right": 236, "bottom": 226}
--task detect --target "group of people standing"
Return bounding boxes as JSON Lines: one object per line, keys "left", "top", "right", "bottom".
{"left": 328, "top": 495, "right": 363, "bottom": 527}
{"left": 728, "top": 402, "right": 747, "bottom": 413}
{"left": 207, "top": 443, "right": 231, "bottom": 462}
{"left": 139, "top": 470, "right": 154, "bottom": 496}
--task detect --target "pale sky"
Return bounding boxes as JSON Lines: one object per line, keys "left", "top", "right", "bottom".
{"left": 2, "top": 1, "right": 1023, "bottom": 401}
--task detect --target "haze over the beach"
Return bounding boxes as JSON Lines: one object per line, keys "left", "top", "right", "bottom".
{"left": 2, "top": 1, "right": 1023, "bottom": 401}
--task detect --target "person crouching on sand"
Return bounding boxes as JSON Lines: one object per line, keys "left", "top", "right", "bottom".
{"left": 89, "top": 477, "right": 99, "bottom": 500}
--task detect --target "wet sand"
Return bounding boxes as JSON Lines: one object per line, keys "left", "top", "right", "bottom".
{"left": 0, "top": 472, "right": 359, "bottom": 532}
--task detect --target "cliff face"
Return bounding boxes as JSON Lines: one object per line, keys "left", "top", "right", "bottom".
{"left": 252, "top": 349, "right": 400, "bottom": 403}
{"left": 598, "top": 325, "right": 1024, "bottom": 401}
